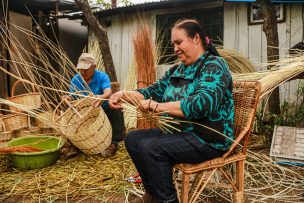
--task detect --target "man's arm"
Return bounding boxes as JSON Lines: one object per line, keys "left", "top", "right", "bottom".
{"left": 92, "top": 88, "right": 112, "bottom": 107}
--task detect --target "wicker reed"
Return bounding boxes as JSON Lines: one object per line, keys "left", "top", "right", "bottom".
{"left": 1, "top": 113, "right": 29, "bottom": 132}
{"left": 8, "top": 80, "right": 41, "bottom": 113}
{"left": 58, "top": 98, "right": 112, "bottom": 155}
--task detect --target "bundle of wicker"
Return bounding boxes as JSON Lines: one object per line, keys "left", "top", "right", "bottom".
{"left": 57, "top": 98, "right": 112, "bottom": 155}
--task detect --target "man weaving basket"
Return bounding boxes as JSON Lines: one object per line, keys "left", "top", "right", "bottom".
{"left": 63, "top": 53, "right": 125, "bottom": 158}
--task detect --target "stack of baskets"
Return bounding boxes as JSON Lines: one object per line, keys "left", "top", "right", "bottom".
{"left": 0, "top": 114, "right": 13, "bottom": 147}
{"left": 1, "top": 80, "right": 41, "bottom": 140}
{"left": 57, "top": 98, "right": 112, "bottom": 155}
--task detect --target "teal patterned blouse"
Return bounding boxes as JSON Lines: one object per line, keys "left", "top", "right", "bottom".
{"left": 137, "top": 51, "right": 234, "bottom": 151}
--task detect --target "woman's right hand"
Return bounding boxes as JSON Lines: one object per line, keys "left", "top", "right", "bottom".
{"left": 109, "top": 91, "right": 124, "bottom": 109}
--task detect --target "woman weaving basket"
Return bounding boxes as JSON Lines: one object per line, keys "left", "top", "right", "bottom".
{"left": 109, "top": 19, "right": 235, "bottom": 203}
{"left": 64, "top": 53, "right": 125, "bottom": 158}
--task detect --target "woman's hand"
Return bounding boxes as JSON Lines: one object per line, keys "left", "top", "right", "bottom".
{"left": 109, "top": 91, "right": 124, "bottom": 109}
{"left": 139, "top": 99, "right": 161, "bottom": 112}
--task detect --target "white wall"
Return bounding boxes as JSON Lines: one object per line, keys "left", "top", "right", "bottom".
{"left": 224, "top": 3, "right": 304, "bottom": 102}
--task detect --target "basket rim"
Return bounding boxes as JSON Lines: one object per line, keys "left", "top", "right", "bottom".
{"left": 8, "top": 92, "right": 41, "bottom": 99}
{"left": 8, "top": 135, "right": 65, "bottom": 156}
{"left": 2, "top": 113, "right": 28, "bottom": 119}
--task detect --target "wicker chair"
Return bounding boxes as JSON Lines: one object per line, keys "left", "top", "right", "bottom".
{"left": 174, "top": 81, "right": 261, "bottom": 203}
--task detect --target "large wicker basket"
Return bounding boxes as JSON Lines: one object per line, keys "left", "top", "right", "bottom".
{"left": 58, "top": 98, "right": 112, "bottom": 155}
{"left": 8, "top": 80, "right": 41, "bottom": 113}
{"left": 1, "top": 113, "right": 29, "bottom": 131}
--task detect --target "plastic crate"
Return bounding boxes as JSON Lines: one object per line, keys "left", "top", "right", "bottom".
{"left": 270, "top": 125, "right": 304, "bottom": 164}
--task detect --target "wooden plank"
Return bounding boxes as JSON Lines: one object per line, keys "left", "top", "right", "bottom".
{"left": 237, "top": 3, "right": 249, "bottom": 56}
{"left": 289, "top": 4, "right": 302, "bottom": 47}
{"left": 223, "top": 3, "right": 237, "bottom": 49}
{"left": 248, "top": 24, "right": 263, "bottom": 71}
{"left": 108, "top": 15, "right": 122, "bottom": 84}
{"left": 8, "top": 11, "right": 33, "bottom": 96}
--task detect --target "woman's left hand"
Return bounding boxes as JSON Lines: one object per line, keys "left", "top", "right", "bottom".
{"left": 139, "top": 99, "right": 161, "bottom": 112}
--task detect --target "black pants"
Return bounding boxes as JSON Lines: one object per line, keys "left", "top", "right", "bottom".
{"left": 125, "top": 128, "right": 225, "bottom": 203}
{"left": 103, "top": 108, "right": 126, "bottom": 145}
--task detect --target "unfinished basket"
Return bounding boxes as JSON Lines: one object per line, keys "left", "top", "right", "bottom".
{"left": 1, "top": 113, "right": 29, "bottom": 131}
{"left": 8, "top": 80, "right": 41, "bottom": 113}
{"left": 58, "top": 98, "right": 112, "bottom": 155}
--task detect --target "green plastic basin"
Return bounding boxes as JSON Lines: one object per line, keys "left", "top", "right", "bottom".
{"left": 7, "top": 135, "right": 64, "bottom": 170}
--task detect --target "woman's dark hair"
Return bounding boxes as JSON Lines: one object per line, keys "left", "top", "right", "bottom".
{"left": 172, "top": 19, "right": 220, "bottom": 56}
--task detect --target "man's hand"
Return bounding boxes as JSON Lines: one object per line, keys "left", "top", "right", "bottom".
{"left": 92, "top": 95, "right": 104, "bottom": 108}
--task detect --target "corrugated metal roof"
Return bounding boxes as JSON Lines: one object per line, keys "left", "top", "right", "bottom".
{"left": 91, "top": 0, "right": 216, "bottom": 17}
{"left": 7, "top": 0, "right": 79, "bottom": 16}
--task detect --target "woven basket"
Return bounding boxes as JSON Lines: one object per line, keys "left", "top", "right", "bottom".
{"left": 0, "top": 131, "right": 13, "bottom": 142}
{"left": 1, "top": 113, "right": 29, "bottom": 131}
{"left": 58, "top": 98, "right": 112, "bottom": 155}
{"left": 8, "top": 80, "right": 41, "bottom": 113}
{"left": 35, "top": 102, "right": 58, "bottom": 129}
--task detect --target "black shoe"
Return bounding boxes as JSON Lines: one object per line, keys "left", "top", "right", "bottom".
{"left": 99, "top": 143, "right": 118, "bottom": 158}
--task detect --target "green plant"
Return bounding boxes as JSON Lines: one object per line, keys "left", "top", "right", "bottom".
{"left": 254, "top": 80, "right": 304, "bottom": 146}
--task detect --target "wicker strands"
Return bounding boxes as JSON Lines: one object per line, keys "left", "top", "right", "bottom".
{"left": 8, "top": 80, "right": 41, "bottom": 113}
{"left": 1, "top": 113, "right": 29, "bottom": 132}
{"left": 58, "top": 98, "right": 112, "bottom": 155}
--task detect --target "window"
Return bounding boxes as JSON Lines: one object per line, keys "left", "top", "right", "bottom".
{"left": 248, "top": 3, "right": 285, "bottom": 25}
